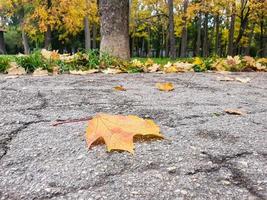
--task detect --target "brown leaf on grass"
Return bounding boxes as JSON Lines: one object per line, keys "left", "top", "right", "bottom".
{"left": 7, "top": 62, "right": 26, "bottom": 75}
{"left": 86, "top": 113, "right": 163, "bottom": 153}
{"left": 114, "top": 86, "right": 126, "bottom": 91}
{"left": 156, "top": 83, "right": 175, "bottom": 92}
{"left": 224, "top": 109, "right": 246, "bottom": 116}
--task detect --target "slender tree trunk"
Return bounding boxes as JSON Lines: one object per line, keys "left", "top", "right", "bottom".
{"left": 44, "top": 0, "right": 52, "bottom": 49}
{"left": 84, "top": 16, "right": 91, "bottom": 50}
{"left": 131, "top": 36, "right": 135, "bottom": 57}
{"left": 168, "top": 0, "right": 176, "bottom": 59}
{"left": 180, "top": 0, "right": 188, "bottom": 58}
{"left": 22, "top": 28, "right": 30, "bottom": 54}
{"left": 245, "top": 24, "right": 255, "bottom": 55}
{"left": 203, "top": 13, "right": 209, "bottom": 57}
{"left": 196, "top": 13, "right": 202, "bottom": 56}
{"left": 99, "top": 0, "right": 130, "bottom": 60}
{"left": 44, "top": 25, "right": 52, "bottom": 49}
{"left": 165, "top": 27, "right": 169, "bottom": 57}
{"left": 0, "top": 31, "right": 6, "bottom": 54}
{"left": 227, "top": 2, "right": 236, "bottom": 56}
{"left": 214, "top": 15, "right": 220, "bottom": 56}
{"left": 93, "top": 23, "right": 97, "bottom": 49}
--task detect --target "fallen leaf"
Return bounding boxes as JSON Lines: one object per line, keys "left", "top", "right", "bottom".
{"left": 86, "top": 113, "right": 163, "bottom": 153}
{"left": 235, "top": 77, "right": 251, "bottom": 83}
{"left": 7, "top": 62, "right": 26, "bottom": 75}
{"left": 217, "top": 76, "right": 235, "bottom": 82}
{"left": 4, "top": 75, "right": 19, "bottom": 79}
{"left": 33, "top": 68, "right": 49, "bottom": 76}
{"left": 164, "top": 66, "right": 178, "bottom": 73}
{"left": 52, "top": 66, "right": 60, "bottom": 75}
{"left": 102, "top": 68, "right": 122, "bottom": 74}
{"left": 147, "top": 64, "right": 160, "bottom": 73}
{"left": 70, "top": 69, "right": 99, "bottom": 75}
{"left": 114, "top": 86, "right": 126, "bottom": 91}
{"left": 156, "top": 83, "right": 175, "bottom": 92}
{"left": 224, "top": 109, "right": 246, "bottom": 116}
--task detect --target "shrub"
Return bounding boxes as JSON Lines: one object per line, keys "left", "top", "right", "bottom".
{"left": 0, "top": 56, "right": 10, "bottom": 73}
{"left": 15, "top": 51, "right": 47, "bottom": 73}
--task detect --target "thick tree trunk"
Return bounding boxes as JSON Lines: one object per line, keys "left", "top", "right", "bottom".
{"left": 44, "top": 25, "right": 52, "bottom": 49}
{"left": 180, "top": 0, "right": 188, "bottom": 58}
{"left": 168, "top": 0, "right": 176, "bottom": 59}
{"left": 0, "top": 31, "right": 6, "bottom": 54}
{"left": 196, "top": 13, "right": 202, "bottom": 56}
{"left": 84, "top": 16, "right": 91, "bottom": 50}
{"left": 99, "top": 0, "right": 130, "bottom": 60}
{"left": 227, "top": 2, "right": 236, "bottom": 56}
{"left": 203, "top": 13, "right": 209, "bottom": 57}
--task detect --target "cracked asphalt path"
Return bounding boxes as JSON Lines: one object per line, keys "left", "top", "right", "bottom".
{"left": 0, "top": 73, "right": 266, "bottom": 200}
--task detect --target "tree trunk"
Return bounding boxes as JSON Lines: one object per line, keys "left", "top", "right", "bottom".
{"left": 203, "top": 13, "right": 209, "bottom": 57}
{"left": 93, "top": 23, "right": 97, "bottom": 49}
{"left": 44, "top": 25, "right": 52, "bottom": 49}
{"left": 0, "top": 31, "right": 6, "bottom": 54}
{"left": 22, "top": 28, "right": 30, "bottom": 54}
{"left": 196, "top": 13, "right": 202, "bottom": 56}
{"left": 227, "top": 2, "right": 236, "bottom": 56}
{"left": 84, "top": 16, "right": 91, "bottom": 50}
{"left": 245, "top": 24, "right": 255, "bottom": 55}
{"left": 99, "top": 0, "right": 130, "bottom": 60}
{"left": 44, "top": 0, "right": 52, "bottom": 49}
{"left": 214, "top": 15, "right": 220, "bottom": 56}
{"left": 180, "top": 0, "right": 188, "bottom": 58}
{"left": 168, "top": 0, "right": 176, "bottom": 59}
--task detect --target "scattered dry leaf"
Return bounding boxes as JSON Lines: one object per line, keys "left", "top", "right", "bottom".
{"left": 70, "top": 69, "right": 99, "bottom": 75}
{"left": 4, "top": 75, "right": 19, "bottom": 79}
{"left": 114, "top": 86, "right": 126, "bottom": 91}
{"left": 86, "top": 113, "right": 163, "bottom": 153}
{"left": 156, "top": 83, "right": 175, "bottom": 92}
{"left": 147, "top": 64, "right": 160, "bottom": 73}
{"left": 102, "top": 68, "right": 122, "bottom": 74}
{"left": 235, "top": 77, "right": 251, "bottom": 83}
{"left": 52, "top": 66, "right": 60, "bottom": 75}
{"left": 33, "top": 68, "right": 49, "bottom": 76}
{"left": 7, "top": 62, "right": 26, "bottom": 75}
{"left": 224, "top": 109, "right": 246, "bottom": 116}
{"left": 217, "top": 76, "right": 235, "bottom": 82}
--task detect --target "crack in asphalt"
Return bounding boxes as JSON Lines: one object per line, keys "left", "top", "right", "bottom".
{"left": 26, "top": 91, "right": 48, "bottom": 111}
{"left": 186, "top": 151, "right": 266, "bottom": 200}
{"left": 0, "top": 120, "right": 50, "bottom": 161}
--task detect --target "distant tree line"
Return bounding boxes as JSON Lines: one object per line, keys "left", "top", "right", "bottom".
{"left": 0, "top": 0, "right": 266, "bottom": 58}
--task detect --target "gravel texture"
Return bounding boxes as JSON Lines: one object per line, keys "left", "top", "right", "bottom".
{"left": 0, "top": 73, "right": 266, "bottom": 200}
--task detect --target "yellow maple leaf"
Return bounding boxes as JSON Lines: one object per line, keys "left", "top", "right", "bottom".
{"left": 156, "top": 83, "right": 175, "bottom": 92}
{"left": 86, "top": 113, "right": 163, "bottom": 153}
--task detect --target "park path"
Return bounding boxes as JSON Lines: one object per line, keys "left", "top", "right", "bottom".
{"left": 0, "top": 73, "right": 267, "bottom": 200}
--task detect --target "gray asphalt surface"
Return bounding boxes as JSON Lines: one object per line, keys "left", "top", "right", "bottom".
{"left": 0, "top": 73, "right": 266, "bottom": 200}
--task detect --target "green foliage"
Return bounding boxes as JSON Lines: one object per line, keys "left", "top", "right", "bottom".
{"left": 15, "top": 51, "right": 47, "bottom": 72}
{"left": 0, "top": 56, "right": 10, "bottom": 73}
